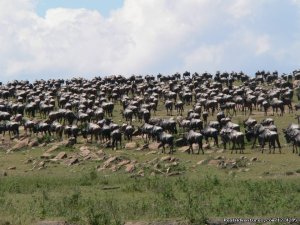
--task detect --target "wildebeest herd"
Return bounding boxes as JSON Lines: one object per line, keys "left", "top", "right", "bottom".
{"left": 1, "top": 70, "right": 300, "bottom": 155}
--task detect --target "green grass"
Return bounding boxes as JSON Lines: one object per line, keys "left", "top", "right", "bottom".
{"left": 0, "top": 172, "right": 299, "bottom": 225}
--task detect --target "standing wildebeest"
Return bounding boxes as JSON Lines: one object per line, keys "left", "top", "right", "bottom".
{"left": 165, "top": 100, "right": 173, "bottom": 116}
{"left": 283, "top": 124, "right": 300, "bottom": 156}
{"left": 220, "top": 128, "right": 244, "bottom": 153}
{"left": 185, "top": 130, "right": 204, "bottom": 154}
{"left": 111, "top": 129, "right": 122, "bottom": 150}
{"left": 201, "top": 126, "right": 219, "bottom": 147}
{"left": 157, "top": 131, "right": 174, "bottom": 154}
{"left": 246, "top": 124, "right": 281, "bottom": 154}
{"left": 175, "top": 101, "right": 184, "bottom": 115}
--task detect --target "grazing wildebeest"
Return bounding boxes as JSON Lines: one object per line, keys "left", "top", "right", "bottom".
{"left": 185, "top": 130, "right": 204, "bottom": 154}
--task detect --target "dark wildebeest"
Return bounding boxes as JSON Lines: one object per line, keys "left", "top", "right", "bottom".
{"left": 111, "top": 129, "right": 122, "bottom": 150}
{"left": 246, "top": 124, "right": 281, "bottom": 154}
{"left": 201, "top": 126, "right": 219, "bottom": 147}
{"left": 283, "top": 124, "right": 300, "bottom": 156}
{"left": 157, "top": 131, "right": 174, "bottom": 154}
{"left": 165, "top": 100, "right": 173, "bottom": 116}
{"left": 185, "top": 130, "right": 204, "bottom": 154}
{"left": 175, "top": 101, "right": 184, "bottom": 115}
{"left": 220, "top": 128, "right": 244, "bottom": 153}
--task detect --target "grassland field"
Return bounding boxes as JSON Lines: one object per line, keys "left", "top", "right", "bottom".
{"left": 0, "top": 82, "right": 300, "bottom": 225}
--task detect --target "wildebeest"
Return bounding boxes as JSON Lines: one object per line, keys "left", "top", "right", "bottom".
{"left": 185, "top": 130, "right": 204, "bottom": 154}
{"left": 220, "top": 128, "right": 244, "bottom": 153}
{"left": 201, "top": 126, "right": 219, "bottom": 147}
{"left": 157, "top": 131, "right": 174, "bottom": 154}
{"left": 246, "top": 124, "right": 281, "bottom": 153}
{"left": 111, "top": 129, "right": 122, "bottom": 150}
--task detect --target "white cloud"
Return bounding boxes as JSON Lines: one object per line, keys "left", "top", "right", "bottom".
{"left": 0, "top": 0, "right": 300, "bottom": 81}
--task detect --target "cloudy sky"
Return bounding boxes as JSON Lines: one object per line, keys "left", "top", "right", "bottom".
{"left": 1, "top": 0, "right": 300, "bottom": 82}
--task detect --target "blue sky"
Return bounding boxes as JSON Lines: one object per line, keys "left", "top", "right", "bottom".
{"left": 1, "top": 0, "right": 300, "bottom": 82}
{"left": 36, "top": 0, "right": 124, "bottom": 17}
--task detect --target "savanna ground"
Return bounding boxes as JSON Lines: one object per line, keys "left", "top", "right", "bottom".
{"left": 0, "top": 83, "right": 300, "bottom": 225}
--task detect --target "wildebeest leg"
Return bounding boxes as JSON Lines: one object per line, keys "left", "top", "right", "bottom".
{"left": 169, "top": 143, "right": 174, "bottom": 154}
{"left": 251, "top": 136, "right": 257, "bottom": 149}
{"left": 261, "top": 139, "right": 265, "bottom": 153}
{"left": 275, "top": 136, "right": 281, "bottom": 154}
{"left": 215, "top": 136, "right": 218, "bottom": 147}
{"left": 188, "top": 143, "right": 192, "bottom": 154}
{"left": 199, "top": 141, "right": 204, "bottom": 154}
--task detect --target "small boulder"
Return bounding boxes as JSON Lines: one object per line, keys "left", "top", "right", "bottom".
{"left": 79, "top": 146, "right": 91, "bottom": 157}
{"left": 197, "top": 160, "right": 206, "bottom": 165}
{"left": 41, "top": 153, "right": 53, "bottom": 159}
{"left": 125, "top": 142, "right": 137, "bottom": 150}
{"left": 178, "top": 146, "right": 190, "bottom": 153}
{"left": 148, "top": 142, "right": 160, "bottom": 150}
{"left": 67, "top": 157, "right": 79, "bottom": 166}
{"left": 117, "top": 160, "right": 131, "bottom": 167}
{"left": 28, "top": 139, "right": 39, "bottom": 147}
{"left": 125, "top": 164, "right": 135, "bottom": 173}
{"left": 8, "top": 166, "right": 16, "bottom": 170}
{"left": 208, "top": 159, "right": 221, "bottom": 166}
{"left": 160, "top": 156, "right": 171, "bottom": 162}
{"left": 250, "top": 157, "right": 258, "bottom": 162}
{"left": 55, "top": 152, "right": 67, "bottom": 160}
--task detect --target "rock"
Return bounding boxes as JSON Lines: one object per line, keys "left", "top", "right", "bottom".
{"left": 36, "top": 221, "right": 69, "bottom": 225}
{"left": 178, "top": 146, "right": 190, "bottom": 153}
{"left": 103, "top": 156, "right": 118, "bottom": 167}
{"left": 117, "top": 160, "right": 131, "bottom": 167}
{"left": 125, "top": 164, "right": 135, "bottom": 173}
{"left": 148, "top": 158, "right": 159, "bottom": 165}
{"left": 160, "top": 156, "right": 171, "bottom": 162}
{"left": 2, "top": 171, "right": 7, "bottom": 176}
{"left": 203, "top": 143, "right": 210, "bottom": 149}
{"left": 28, "top": 139, "right": 39, "bottom": 147}
{"left": 125, "top": 142, "right": 137, "bottom": 150}
{"left": 197, "top": 160, "right": 206, "bottom": 165}
{"left": 79, "top": 146, "right": 91, "bottom": 157}
{"left": 149, "top": 142, "right": 160, "bottom": 150}
{"left": 167, "top": 171, "right": 182, "bottom": 176}
{"left": 67, "top": 157, "right": 79, "bottom": 166}
{"left": 250, "top": 157, "right": 258, "bottom": 162}
{"left": 41, "top": 153, "right": 53, "bottom": 159}
{"left": 55, "top": 152, "right": 67, "bottom": 160}
{"left": 6, "top": 139, "right": 29, "bottom": 153}
{"left": 208, "top": 160, "right": 221, "bottom": 166}
{"left": 111, "top": 165, "right": 118, "bottom": 172}
{"left": 46, "top": 144, "right": 60, "bottom": 153}
{"left": 146, "top": 151, "right": 157, "bottom": 155}
{"left": 25, "top": 158, "right": 33, "bottom": 164}
{"left": 216, "top": 149, "right": 225, "bottom": 153}
{"left": 8, "top": 166, "right": 16, "bottom": 170}
{"left": 96, "top": 149, "right": 105, "bottom": 156}
{"left": 38, "top": 161, "right": 45, "bottom": 168}
{"left": 214, "top": 155, "right": 224, "bottom": 160}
